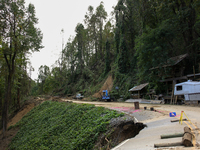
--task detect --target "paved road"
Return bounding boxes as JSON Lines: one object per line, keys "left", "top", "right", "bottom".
{"left": 62, "top": 99, "right": 200, "bottom": 149}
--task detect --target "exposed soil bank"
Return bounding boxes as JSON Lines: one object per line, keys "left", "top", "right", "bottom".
{"left": 96, "top": 116, "right": 146, "bottom": 149}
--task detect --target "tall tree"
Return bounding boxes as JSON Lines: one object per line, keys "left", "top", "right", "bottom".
{"left": 0, "top": 0, "right": 43, "bottom": 135}
{"left": 75, "top": 23, "right": 85, "bottom": 76}
{"left": 114, "top": 0, "right": 140, "bottom": 73}
{"left": 84, "top": 6, "right": 97, "bottom": 62}
{"left": 38, "top": 65, "right": 50, "bottom": 94}
{"left": 104, "top": 39, "right": 111, "bottom": 75}
{"left": 96, "top": 2, "right": 107, "bottom": 58}
{"left": 118, "top": 35, "right": 130, "bottom": 74}
{"left": 135, "top": 0, "right": 200, "bottom": 82}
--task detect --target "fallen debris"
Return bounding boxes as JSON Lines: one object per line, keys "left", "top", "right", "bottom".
{"left": 182, "top": 126, "right": 193, "bottom": 147}
{"left": 154, "top": 142, "right": 183, "bottom": 148}
{"left": 171, "top": 118, "right": 187, "bottom": 122}
{"left": 150, "top": 107, "right": 154, "bottom": 111}
{"left": 155, "top": 126, "right": 194, "bottom": 148}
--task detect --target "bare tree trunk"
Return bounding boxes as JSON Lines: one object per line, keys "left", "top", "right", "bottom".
{"left": 17, "top": 87, "right": 21, "bottom": 109}
{"left": 0, "top": 92, "right": 2, "bottom": 117}
{"left": 2, "top": 43, "right": 16, "bottom": 136}
{"left": 2, "top": 73, "right": 12, "bottom": 136}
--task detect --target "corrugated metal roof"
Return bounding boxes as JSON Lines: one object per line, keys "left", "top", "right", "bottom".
{"left": 150, "top": 53, "right": 188, "bottom": 70}
{"left": 175, "top": 80, "right": 200, "bottom": 86}
{"left": 164, "top": 53, "right": 188, "bottom": 67}
{"left": 129, "top": 83, "right": 149, "bottom": 92}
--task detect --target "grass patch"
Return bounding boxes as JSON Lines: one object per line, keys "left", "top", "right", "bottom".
{"left": 9, "top": 101, "right": 124, "bottom": 150}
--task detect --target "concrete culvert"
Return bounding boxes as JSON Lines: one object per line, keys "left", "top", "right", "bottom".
{"left": 95, "top": 116, "right": 147, "bottom": 149}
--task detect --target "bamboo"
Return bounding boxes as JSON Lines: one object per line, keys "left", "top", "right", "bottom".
{"left": 154, "top": 142, "right": 182, "bottom": 148}
{"left": 161, "top": 133, "right": 184, "bottom": 139}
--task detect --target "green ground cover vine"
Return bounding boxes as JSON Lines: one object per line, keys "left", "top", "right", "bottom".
{"left": 9, "top": 101, "right": 124, "bottom": 150}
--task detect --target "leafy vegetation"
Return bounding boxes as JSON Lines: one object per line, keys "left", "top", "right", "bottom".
{"left": 0, "top": 0, "right": 43, "bottom": 134}
{"left": 1, "top": 0, "right": 200, "bottom": 133}
{"left": 9, "top": 101, "right": 124, "bottom": 150}
{"left": 32, "top": 0, "right": 200, "bottom": 100}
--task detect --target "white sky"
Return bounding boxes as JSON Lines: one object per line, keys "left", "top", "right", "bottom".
{"left": 25, "top": 0, "right": 118, "bottom": 80}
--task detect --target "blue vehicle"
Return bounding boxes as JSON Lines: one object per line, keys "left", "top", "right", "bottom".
{"left": 102, "top": 90, "right": 111, "bottom": 102}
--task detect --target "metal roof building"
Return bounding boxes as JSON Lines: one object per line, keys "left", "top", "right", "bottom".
{"left": 129, "top": 83, "right": 149, "bottom": 92}
{"left": 129, "top": 83, "right": 149, "bottom": 99}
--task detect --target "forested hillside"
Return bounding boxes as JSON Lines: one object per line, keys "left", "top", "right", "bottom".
{"left": 1, "top": 0, "right": 200, "bottom": 134}
{"left": 34, "top": 0, "right": 200, "bottom": 98}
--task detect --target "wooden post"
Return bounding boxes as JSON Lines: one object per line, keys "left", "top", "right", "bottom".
{"left": 193, "top": 66, "right": 195, "bottom": 78}
{"left": 175, "top": 96, "right": 178, "bottom": 104}
{"left": 182, "top": 127, "right": 193, "bottom": 147}
{"left": 171, "top": 119, "right": 187, "bottom": 122}
{"left": 170, "top": 88, "right": 174, "bottom": 104}
{"left": 138, "top": 91, "right": 140, "bottom": 99}
{"left": 171, "top": 80, "right": 176, "bottom": 104}
{"left": 134, "top": 102, "right": 139, "bottom": 109}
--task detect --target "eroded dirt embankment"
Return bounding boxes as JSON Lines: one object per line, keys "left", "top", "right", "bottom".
{"left": 95, "top": 116, "right": 146, "bottom": 149}
{"left": 93, "top": 75, "right": 113, "bottom": 98}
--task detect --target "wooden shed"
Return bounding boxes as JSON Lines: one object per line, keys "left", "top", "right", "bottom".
{"left": 129, "top": 83, "right": 149, "bottom": 99}
{"left": 151, "top": 54, "right": 189, "bottom": 103}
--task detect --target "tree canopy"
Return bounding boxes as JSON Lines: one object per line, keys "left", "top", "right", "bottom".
{"left": 32, "top": 0, "right": 200, "bottom": 99}
{"left": 1, "top": 1, "right": 200, "bottom": 132}
{"left": 0, "top": 0, "right": 43, "bottom": 135}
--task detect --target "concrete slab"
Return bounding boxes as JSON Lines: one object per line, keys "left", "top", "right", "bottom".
{"left": 112, "top": 117, "right": 186, "bottom": 150}
{"left": 125, "top": 99, "right": 163, "bottom": 104}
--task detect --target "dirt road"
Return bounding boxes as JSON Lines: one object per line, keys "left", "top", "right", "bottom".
{"left": 62, "top": 99, "right": 200, "bottom": 149}
{"left": 62, "top": 99, "right": 200, "bottom": 124}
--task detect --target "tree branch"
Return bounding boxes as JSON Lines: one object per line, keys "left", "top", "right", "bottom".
{"left": 4, "top": 54, "right": 10, "bottom": 72}
{"left": 194, "top": 28, "right": 200, "bottom": 37}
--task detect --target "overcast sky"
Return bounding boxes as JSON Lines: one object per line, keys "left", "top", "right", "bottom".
{"left": 25, "top": 0, "right": 118, "bottom": 80}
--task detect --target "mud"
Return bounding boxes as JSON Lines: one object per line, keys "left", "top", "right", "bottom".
{"left": 8, "top": 103, "right": 35, "bottom": 127}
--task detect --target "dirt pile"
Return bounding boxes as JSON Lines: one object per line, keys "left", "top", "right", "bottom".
{"left": 93, "top": 75, "right": 113, "bottom": 98}
{"left": 8, "top": 103, "right": 35, "bottom": 127}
